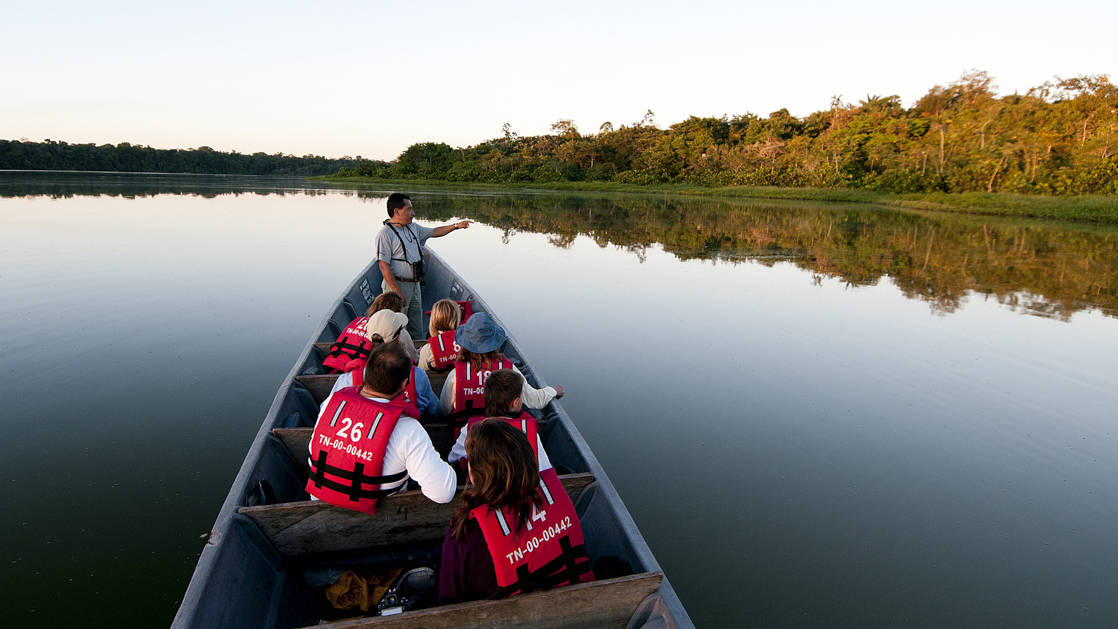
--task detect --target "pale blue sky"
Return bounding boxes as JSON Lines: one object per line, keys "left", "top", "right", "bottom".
{"left": 2, "top": 0, "right": 1113, "bottom": 160}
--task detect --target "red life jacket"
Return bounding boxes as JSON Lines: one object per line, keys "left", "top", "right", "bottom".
{"left": 323, "top": 316, "right": 372, "bottom": 372}
{"left": 451, "top": 358, "right": 513, "bottom": 423}
{"left": 470, "top": 468, "right": 594, "bottom": 597}
{"left": 346, "top": 362, "right": 421, "bottom": 419}
{"left": 457, "top": 300, "right": 475, "bottom": 322}
{"left": 427, "top": 329, "right": 460, "bottom": 371}
{"left": 466, "top": 413, "right": 539, "bottom": 460}
{"left": 306, "top": 387, "right": 408, "bottom": 515}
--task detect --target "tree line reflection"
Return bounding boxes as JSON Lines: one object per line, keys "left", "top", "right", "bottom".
{"left": 5, "top": 175, "right": 1113, "bottom": 320}
{"left": 400, "top": 192, "right": 1118, "bottom": 320}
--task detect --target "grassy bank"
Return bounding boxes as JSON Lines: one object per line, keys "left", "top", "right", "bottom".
{"left": 317, "top": 175, "right": 1118, "bottom": 225}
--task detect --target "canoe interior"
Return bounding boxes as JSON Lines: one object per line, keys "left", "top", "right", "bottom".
{"left": 173, "top": 251, "right": 691, "bottom": 628}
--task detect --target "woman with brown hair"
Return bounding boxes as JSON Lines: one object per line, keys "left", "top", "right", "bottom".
{"left": 438, "top": 420, "right": 593, "bottom": 603}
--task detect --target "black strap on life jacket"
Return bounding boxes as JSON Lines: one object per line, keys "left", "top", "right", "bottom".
{"left": 308, "top": 450, "right": 408, "bottom": 501}
{"left": 492, "top": 535, "right": 592, "bottom": 597}
{"left": 326, "top": 337, "right": 370, "bottom": 363}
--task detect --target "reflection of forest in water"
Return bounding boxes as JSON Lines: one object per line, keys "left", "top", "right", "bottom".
{"left": 5, "top": 173, "right": 1114, "bottom": 321}
{"left": 400, "top": 191, "right": 1118, "bottom": 321}
{"left": 0, "top": 172, "right": 331, "bottom": 199}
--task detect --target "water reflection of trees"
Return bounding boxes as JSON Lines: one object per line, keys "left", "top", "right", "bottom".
{"left": 6, "top": 177, "right": 1113, "bottom": 320}
{"left": 410, "top": 193, "right": 1118, "bottom": 320}
{"left": 0, "top": 174, "right": 335, "bottom": 199}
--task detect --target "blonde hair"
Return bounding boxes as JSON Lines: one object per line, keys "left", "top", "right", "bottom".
{"left": 428, "top": 299, "right": 462, "bottom": 338}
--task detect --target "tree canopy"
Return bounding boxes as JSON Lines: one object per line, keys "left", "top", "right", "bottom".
{"left": 0, "top": 140, "right": 356, "bottom": 175}
{"left": 336, "top": 72, "right": 1118, "bottom": 195}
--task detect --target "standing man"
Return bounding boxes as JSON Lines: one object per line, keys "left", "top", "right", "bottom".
{"left": 376, "top": 193, "right": 472, "bottom": 340}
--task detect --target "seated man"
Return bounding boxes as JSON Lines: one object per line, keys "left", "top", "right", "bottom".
{"left": 307, "top": 342, "right": 456, "bottom": 514}
{"left": 448, "top": 369, "right": 552, "bottom": 472}
{"left": 438, "top": 420, "right": 593, "bottom": 603}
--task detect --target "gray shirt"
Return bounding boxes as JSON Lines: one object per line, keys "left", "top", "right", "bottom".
{"left": 376, "top": 221, "right": 434, "bottom": 281}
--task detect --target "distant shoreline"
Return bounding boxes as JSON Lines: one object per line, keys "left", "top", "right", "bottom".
{"left": 316, "top": 175, "right": 1118, "bottom": 225}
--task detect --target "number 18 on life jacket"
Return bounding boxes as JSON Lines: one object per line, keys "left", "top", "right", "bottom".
{"left": 452, "top": 358, "right": 513, "bottom": 419}
{"left": 471, "top": 468, "right": 594, "bottom": 597}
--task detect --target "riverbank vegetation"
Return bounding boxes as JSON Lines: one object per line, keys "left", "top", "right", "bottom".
{"left": 329, "top": 71, "right": 1118, "bottom": 204}
{"left": 406, "top": 193, "right": 1118, "bottom": 320}
{"left": 6, "top": 174, "right": 1114, "bottom": 318}
{"left": 0, "top": 139, "right": 355, "bottom": 175}
{"left": 324, "top": 177, "right": 1118, "bottom": 224}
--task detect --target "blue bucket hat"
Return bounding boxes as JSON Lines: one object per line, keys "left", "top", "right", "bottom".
{"left": 454, "top": 312, "right": 506, "bottom": 354}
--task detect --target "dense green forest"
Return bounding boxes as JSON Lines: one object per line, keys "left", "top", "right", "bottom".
{"left": 0, "top": 139, "right": 356, "bottom": 175}
{"left": 333, "top": 72, "right": 1118, "bottom": 195}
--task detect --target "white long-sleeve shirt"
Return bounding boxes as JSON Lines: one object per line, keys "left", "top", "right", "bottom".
{"left": 309, "top": 392, "right": 456, "bottom": 504}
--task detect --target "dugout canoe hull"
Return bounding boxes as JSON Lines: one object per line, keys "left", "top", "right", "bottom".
{"left": 172, "top": 251, "right": 693, "bottom": 628}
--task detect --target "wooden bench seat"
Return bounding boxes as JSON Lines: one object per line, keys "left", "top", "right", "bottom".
{"left": 238, "top": 473, "right": 596, "bottom": 556}
{"left": 300, "top": 571, "right": 664, "bottom": 629}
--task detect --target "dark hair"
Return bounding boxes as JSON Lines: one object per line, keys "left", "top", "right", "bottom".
{"left": 386, "top": 192, "right": 411, "bottom": 218}
{"left": 484, "top": 369, "right": 523, "bottom": 417}
{"left": 450, "top": 420, "right": 540, "bottom": 542}
{"left": 362, "top": 342, "right": 412, "bottom": 396}
{"left": 366, "top": 290, "right": 405, "bottom": 316}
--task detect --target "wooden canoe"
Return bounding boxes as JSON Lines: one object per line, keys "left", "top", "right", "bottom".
{"left": 172, "top": 250, "right": 692, "bottom": 628}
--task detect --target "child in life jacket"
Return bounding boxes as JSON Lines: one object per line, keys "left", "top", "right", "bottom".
{"left": 418, "top": 299, "right": 462, "bottom": 372}
{"left": 448, "top": 369, "right": 552, "bottom": 473}
{"left": 323, "top": 310, "right": 436, "bottom": 416}
{"left": 438, "top": 420, "right": 593, "bottom": 603}
{"left": 321, "top": 291, "right": 405, "bottom": 372}
{"left": 437, "top": 313, "right": 563, "bottom": 423}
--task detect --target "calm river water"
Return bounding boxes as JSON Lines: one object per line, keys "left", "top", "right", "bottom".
{"left": 2, "top": 172, "right": 1117, "bottom": 627}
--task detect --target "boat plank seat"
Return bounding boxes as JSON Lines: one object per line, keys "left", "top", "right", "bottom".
{"left": 238, "top": 473, "right": 596, "bottom": 556}
{"left": 296, "top": 370, "right": 450, "bottom": 404}
{"left": 299, "top": 572, "right": 664, "bottom": 629}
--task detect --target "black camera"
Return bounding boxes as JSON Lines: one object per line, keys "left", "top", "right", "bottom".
{"left": 375, "top": 567, "right": 437, "bottom": 616}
